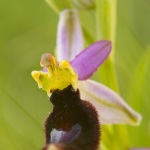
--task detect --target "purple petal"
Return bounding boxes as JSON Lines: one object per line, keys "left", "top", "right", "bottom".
{"left": 71, "top": 40, "right": 111, "bottom": 80}
{"left": 78, "top": 79, "right": 142, "bottom": 125}
{"left": 56, "top": 9, "right": 84, "bottom": 62}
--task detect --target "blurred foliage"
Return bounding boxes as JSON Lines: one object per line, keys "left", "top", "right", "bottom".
{"left": 0, "top": 0, "right": 150, "bottom": 149}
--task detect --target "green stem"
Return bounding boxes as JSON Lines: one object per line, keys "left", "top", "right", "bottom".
{"left": 95, "top": 0, "right": 116, "bottom": 53}
{"left": 96, "top": 0, "right": 116, "bottom": 56}
{"left": 95, "top": 0, "right": 129, "bottom": 150}
{"left": 82, "top": 24, "right": 95, "bottom": 44}
{"left": 96, "top": 0, "right": 118, "bottom": 91}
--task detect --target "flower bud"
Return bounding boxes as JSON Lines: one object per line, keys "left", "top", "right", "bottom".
{"left": 71, "top": 0, "right": 95, "bottom": 10}
{"left": 45, "top": 0, "right": 72, "bottom": 13}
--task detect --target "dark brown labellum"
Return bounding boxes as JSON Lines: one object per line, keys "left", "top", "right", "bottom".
{"left": 43, "top": 85, "right": 100, "bottom": 150}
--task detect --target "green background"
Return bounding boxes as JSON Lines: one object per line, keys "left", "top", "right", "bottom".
{"left": 0, "top": 0, "right": 150, "bottom": 149}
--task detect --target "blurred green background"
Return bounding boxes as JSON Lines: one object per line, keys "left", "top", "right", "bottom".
{"left": 0, "top": 0, "right": 150, "bottom": 149}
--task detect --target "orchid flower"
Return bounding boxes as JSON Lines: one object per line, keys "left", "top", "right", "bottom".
{"left": 55, "top": 9, "right": 142, "bottom": 126}
{"left": 31, "top": 8, "right": 142, "bottom": 150}
{"left": 31, "top": 41, "right": 109, "bottom": 150}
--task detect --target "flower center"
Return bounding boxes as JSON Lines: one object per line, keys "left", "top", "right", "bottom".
{"left": 31, "top": 53, "right": 78, "bottom": 96}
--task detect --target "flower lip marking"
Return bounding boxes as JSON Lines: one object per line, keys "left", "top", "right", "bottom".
{"left": 50, "top": 124, "right": 81, "bottom": 144}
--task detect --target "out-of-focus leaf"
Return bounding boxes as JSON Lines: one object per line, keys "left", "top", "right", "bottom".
{"left": 126, "top": 50, "right": 150, "bottom": 146}
{"left": 116, "top": 0, "right": 150, "bottom": 98}
{"left": 130, "top": 148, "right": 150, "bottom": 150}
{"left": 0, "top": 0, "right": 57, "bottom": 149}
{"left": 115, "top": 0, "right": 150, "bottom": 146}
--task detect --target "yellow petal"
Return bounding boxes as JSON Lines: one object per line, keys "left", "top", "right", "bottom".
{"left": 31, "top": 53, "right": 78, "bottom": 96}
